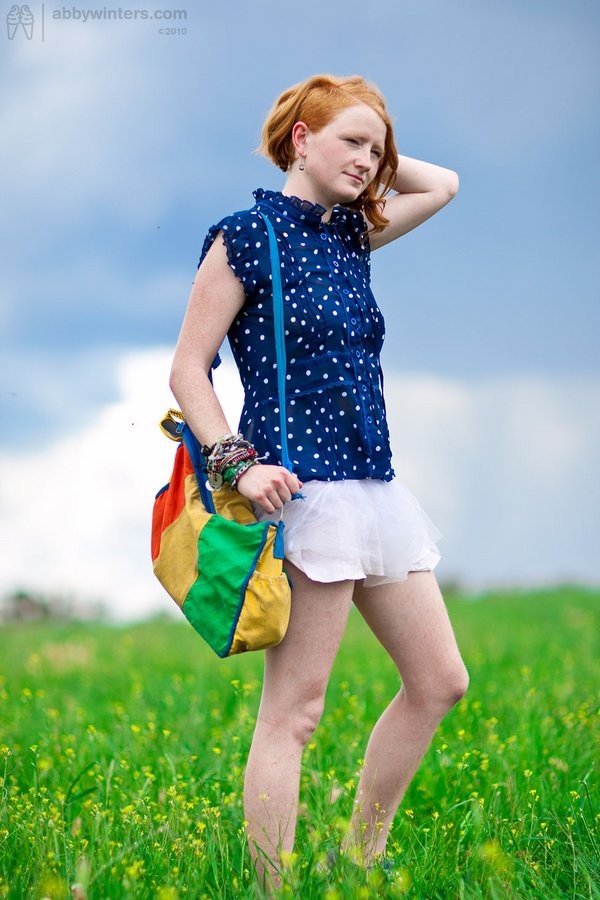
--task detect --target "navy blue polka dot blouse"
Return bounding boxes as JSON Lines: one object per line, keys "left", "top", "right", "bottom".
{"left": 198, "top": 189, "right": 395, "bottom": 483}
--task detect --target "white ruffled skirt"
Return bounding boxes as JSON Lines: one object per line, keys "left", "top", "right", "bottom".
{"left": 254, "top": 478, "right": 442, "bottom": 586}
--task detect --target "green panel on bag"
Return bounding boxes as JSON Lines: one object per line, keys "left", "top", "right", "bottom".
{"left": 182, "top": 516, "right": 268, "bottom": 656}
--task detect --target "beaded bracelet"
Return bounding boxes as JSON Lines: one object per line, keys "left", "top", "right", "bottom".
{"left": 201, "top": 432, "right": 247, "bottom": 459}
{"left": 223, "top": 458, "right": 259, "bottom": 489}
{"left": 202, "top": 433, "right": 258, "bottom": 490}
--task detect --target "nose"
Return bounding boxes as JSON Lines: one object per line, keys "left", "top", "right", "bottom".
{"left": 354, "top": 147, "right": 375, "bottom": 173}
{"left": 354, "top": 150, "right": 370, "bottom": 170}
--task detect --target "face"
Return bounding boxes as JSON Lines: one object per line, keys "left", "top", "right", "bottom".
{"left": 295, "top": 103, "right": 387, "bottom": 210}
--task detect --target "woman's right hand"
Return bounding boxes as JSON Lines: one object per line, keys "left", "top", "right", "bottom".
{"left": 235, "top": 464, "right": 303, "bottom": 515}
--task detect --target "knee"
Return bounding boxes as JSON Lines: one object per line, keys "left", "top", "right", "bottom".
{"left": 289, "top": 695, "right": 325, "bottom": 746}
{"left": 260, "top": 693, "right": 325, "bottom": 748}
{"left": 407, "top": 661, "right": 469, "bottom": 715}
{"left": 442, "top": 662, "right": 469, "bottom": 709}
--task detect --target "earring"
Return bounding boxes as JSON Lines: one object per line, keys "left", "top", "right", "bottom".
{"left": 298, "top": 157, "right": 305, "bottom": 171}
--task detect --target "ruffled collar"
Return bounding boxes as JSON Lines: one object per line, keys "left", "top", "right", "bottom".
{"left": 253, "top": 188, "right": 328, "bottom": 226}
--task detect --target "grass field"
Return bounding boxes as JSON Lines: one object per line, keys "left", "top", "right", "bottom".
{"left": 0, "top": 586, "right": 598, "bottom": 898}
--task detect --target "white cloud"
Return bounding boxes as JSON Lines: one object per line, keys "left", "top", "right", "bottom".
{"left": 0, "top": 347, "right": 174, "bottom": 619}
{"left": 386, "top": 372, "right": 600, "bottom": 585}
{"left": 0, "top": 350, "right": 597, "bottom": 620}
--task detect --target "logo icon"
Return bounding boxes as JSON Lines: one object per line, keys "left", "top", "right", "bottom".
{"left": 6, "top": 4, "right": 34, "bottom": 39}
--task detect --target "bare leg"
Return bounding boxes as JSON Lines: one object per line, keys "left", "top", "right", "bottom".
{"left": 244, "top": 562, "right": 355, "bottom": 890}
{"left": 344, "top": 572, "right": 469, "bottom": 864}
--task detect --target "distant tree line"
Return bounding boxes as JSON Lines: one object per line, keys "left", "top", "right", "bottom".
{"left": 0, "top": 589, "right": 107, "bottom": 623}
{"left": 0, "top": 581, "right": 466, "bottom": 625}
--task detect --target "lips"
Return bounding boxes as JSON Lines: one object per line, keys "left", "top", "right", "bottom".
{"left": 345, "top": 173, "right": 363, "bottom": 185}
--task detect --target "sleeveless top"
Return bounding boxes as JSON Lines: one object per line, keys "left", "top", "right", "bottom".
{"left": 198, "top": 189, "right": 395, "bottom": 483}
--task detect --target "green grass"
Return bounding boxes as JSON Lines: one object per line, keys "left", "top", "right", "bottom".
{"left": 0, "top": 586, "right": 598, "bottom": 898}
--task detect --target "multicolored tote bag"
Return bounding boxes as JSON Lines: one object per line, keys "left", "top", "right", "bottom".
{"left": 151, "top": 212, "right": 296, "bottom": 657}
{"left": 151, "top": 412, "right": 291, "bottom": 657}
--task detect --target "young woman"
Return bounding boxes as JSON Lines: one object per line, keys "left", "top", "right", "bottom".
{"left": 170, "top": 74, "right": 468, "bottom": 888}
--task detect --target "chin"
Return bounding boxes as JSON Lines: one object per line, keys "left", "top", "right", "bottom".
{"left": 334, "top": 186, "right": 363, "bottom": 205}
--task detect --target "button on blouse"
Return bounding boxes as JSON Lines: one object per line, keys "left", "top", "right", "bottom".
{"left": 198, "top": 189, "right": 395, "bottom": 483}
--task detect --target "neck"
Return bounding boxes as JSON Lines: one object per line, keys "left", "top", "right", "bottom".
{"left": 281, "top": 175, "right": 333, "bottom": 222}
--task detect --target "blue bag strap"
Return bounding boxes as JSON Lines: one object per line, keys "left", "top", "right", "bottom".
{"left": 181, "top": 422, "right": 216, "bottom": 514}
{"left": 257, "top": 211, "right": 293, "bottom": 474}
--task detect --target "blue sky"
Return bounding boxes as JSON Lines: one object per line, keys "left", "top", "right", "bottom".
{"left": 1, "top": 0, "right": 599, "bottom": 617}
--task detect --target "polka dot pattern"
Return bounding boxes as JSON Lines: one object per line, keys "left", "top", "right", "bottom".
{"left": 198, "top": 189, "right": 394, "bottom": 482}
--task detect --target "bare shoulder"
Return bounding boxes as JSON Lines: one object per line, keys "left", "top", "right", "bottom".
{"left": 194, "top": 232, "right": 245, "bottom": 299}
{"left": 172, "top": 233, "right": 245, "bottom": 373}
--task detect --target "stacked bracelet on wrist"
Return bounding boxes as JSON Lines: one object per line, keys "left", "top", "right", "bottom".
{"left": 201, "top": 433, "right": 259, "bottom": 490}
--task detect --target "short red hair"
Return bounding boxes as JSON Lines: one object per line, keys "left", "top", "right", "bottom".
{"left": 259, "top": 74, "right": 398, "bottom": 232}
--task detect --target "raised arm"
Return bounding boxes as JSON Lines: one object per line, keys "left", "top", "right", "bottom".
{"left": 368, "top": 154, "right": 459, "bottom": 251}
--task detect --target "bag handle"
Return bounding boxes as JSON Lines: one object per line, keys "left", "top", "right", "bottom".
{"left": 257, "top": 211, "right": 293, "bottom": 474}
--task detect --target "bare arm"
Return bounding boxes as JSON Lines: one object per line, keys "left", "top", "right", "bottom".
{"left": 368, "top": 154, "right": 459, "bottom": 251}
{"left": 170, "top": 236, "right": 244, "bottom": 445}
{"left": 169, "top": 235, "right": 301, "bottom": 513}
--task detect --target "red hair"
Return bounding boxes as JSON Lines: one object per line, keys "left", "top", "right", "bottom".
{"left": 258, "top": 74, "right": 398, "bottom": 232}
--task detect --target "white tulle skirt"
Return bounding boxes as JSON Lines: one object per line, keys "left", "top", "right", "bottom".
{"left": 254, "top": 478, "right": 442, "bottom": 586}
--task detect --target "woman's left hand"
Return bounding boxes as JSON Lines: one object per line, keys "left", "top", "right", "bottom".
{"left": 236, "top": 464, "right": 303, "bottom": 515}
